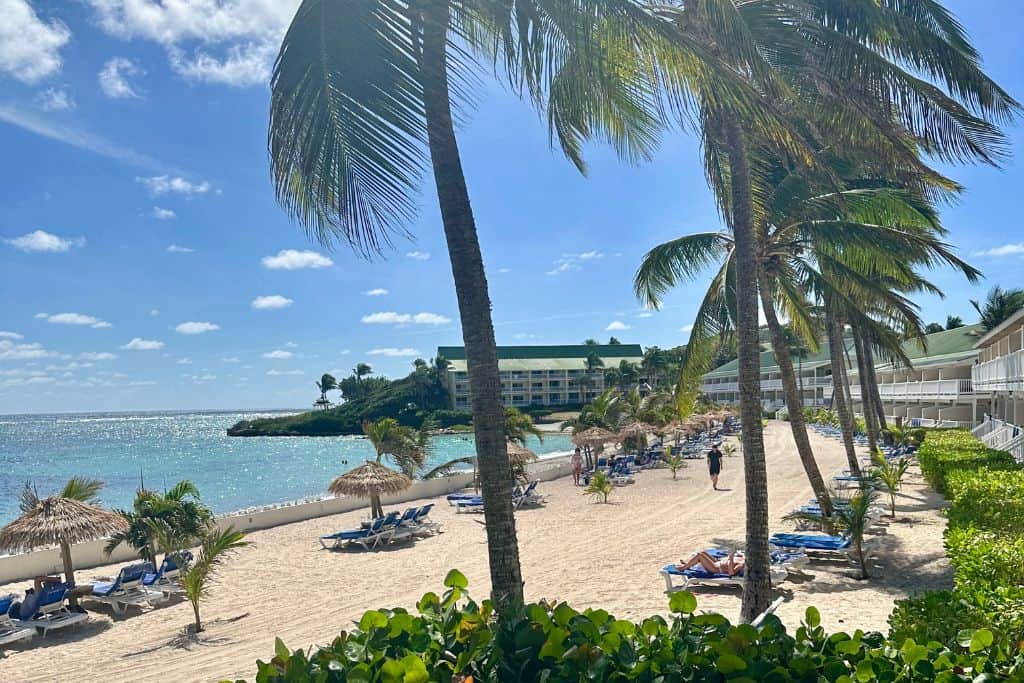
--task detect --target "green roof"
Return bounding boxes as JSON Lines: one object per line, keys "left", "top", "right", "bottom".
{"left": 438, "top": 344, "right": 643, "bottom": 361}
{"left": 703, "top": 324, "right": 983, "bottom": 379}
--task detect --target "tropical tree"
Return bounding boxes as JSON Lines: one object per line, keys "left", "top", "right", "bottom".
{"left": 177, "top": 526, "right": 248, "bottom": 634}
{"left": 362, "top": 418, "right": 428, "bottom": 508}
{"left": 946, "top": 315, "right": 964, "bottom": 330}
{"left": 315, "top": 373, "right": 338, "bottom": 409}
{"left": 584, "top": 471, "right": 613, "bottom": 504}
{"left": 269, "top": 0, "right": 666, "bottom": 608}
{"left": 872, "top": 454, "right": 911, "bottom": 519}
{"left": 607, "top": 336, "right": 621, "bottom": 345}
{"left": 924, "top": 322, "right": 945, "bottom": 334}
{"left": 786, "top": 488, "right": 878, "bottom": 579}
{"left": 353, "top": 363, "right": 373, "bottom": 383}
{"left": 583, "top": 339, "right": 599, "bottom": 346}
{"left": 105, "top": 480, "right": 213, "bottom": 562}
{"left": 971, "top": 286, "right": 1024, "bottom": 331}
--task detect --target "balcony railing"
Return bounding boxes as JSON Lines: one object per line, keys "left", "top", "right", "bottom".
{"left": 850, "top": 378, "right": 973, "bottom": 400}
{"left": 972, "top": 347, "right": 1024, "bottom": 392}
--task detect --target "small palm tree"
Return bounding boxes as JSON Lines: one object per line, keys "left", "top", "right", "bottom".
{"left": 787, "top": 489, "right": 878, "bottom": 580}
{"left": 178, "top": 526, "right": 248, "bottom": 634}
{"left": 664, "top": 451, "right": 686, "bottom": 480}
{"left": 353, "top": 363, "right": 373, "bottom": 383}
{"left": 314, "top": 373, "right": 337, "bottom": 409}
{"left": 20, "top": 476, "right": 103, "bottom": 513}
{"left": 584, "top": 471, "right": 613, "bottom": 504}
{"left": 105, "top": 480, "right": 213, "bottom": 562}
{"left": 872, "top": 455, "right": 911, "bottom": 519}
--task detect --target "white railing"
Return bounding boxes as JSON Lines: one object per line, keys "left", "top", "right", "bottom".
{"left": 972, "top": 347, "right": 1024, "bottom": 391}
{"left": 907, "top": 417, "right": 974, "bottom": 429}
{"left": 851, "top": 378, "right": 974, "bottom": 400}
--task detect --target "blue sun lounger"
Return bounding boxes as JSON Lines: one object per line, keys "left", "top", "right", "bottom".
{"left": 0, "top": 594, "right": 35, "bottom": 646}
{"left": 320, "top": 511, "right": 399, "bottom": 550}
{"left": 660, "top": 547, "right": 797, "bottom": 592}
{"left": 142, "top": 551, "right": 193, "bottom": 598}
{"left": 770, "top": 532, "right": 881, "bottom": 560}
{"left": 85, "top": 561, "right": 157, "bottom": 614}
{"left": 13, "top": 583, "right": 88, "bottom": 636}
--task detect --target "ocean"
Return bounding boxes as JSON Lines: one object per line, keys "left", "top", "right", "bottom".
{"left": 0, "top": 410, "right": 573, "bottom": 525}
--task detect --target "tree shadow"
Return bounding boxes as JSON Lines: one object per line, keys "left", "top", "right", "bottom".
{"left": 0, "top": 618, "right": 112, "bottom": 653}
{"left": 121, "top": 613, "right": 250, "bottom": 657}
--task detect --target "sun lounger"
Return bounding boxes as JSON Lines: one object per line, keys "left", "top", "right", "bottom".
{"left": 85, "top": 561, "right": 157, "bottom": 614}
{"left": 769, "top": 532, "right": 881, "bottom": 560}
{"left": 660, "top": 563, "right": 788, "bottom": 592}
{"left": 408, "top": 504, "right": 441, "bottom": 535}
{"left": 0, "top": 594, "right": 35, "bottom": 646}
{"left": 458, "top": 482, "right": 546, "bottom": 512}
{"left": 13, "top": 583, "right": 88, "bottom": 636}
{"left": 142, "top": 551, "right": 193, "bottom": 598}
{"left": 319, "top": 511, "right": 399, "bottom": 550}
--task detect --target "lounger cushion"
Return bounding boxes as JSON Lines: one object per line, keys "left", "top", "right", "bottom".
{"left": 662, "top": 564, "right": 740, "bottom": 580}
{"left": 770, "top": 533, "right": 850, "bottom": 550}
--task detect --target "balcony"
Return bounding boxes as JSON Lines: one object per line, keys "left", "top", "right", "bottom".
{"left": 973, "top": 348, "right": 1024, "bottom": 392}
{"left": 853, "top": 378, "right": 974, "bottom": 401}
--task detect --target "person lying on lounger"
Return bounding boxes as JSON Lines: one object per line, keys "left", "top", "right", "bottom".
{"left": 675, "top": 550, "right": 745, "bottom": 576}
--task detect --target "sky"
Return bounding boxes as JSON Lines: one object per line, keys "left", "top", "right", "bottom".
{"left": 1, "top": 0, "right": 1022, "bottom": 414}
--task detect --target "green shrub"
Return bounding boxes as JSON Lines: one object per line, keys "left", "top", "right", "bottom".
{"left": 946, "top": 526, "right": 1024, "bottom": 594}
{"left": 916, "top": 429, "right": 1019, "bottom": 493}
{"left": 890, "top": 587, "right": 1024, "bottom": 652}
{"left": 946, "top": 467, "right": 1024, "bottom": 535}
{"left": 230, "top": 572, "right": 1023, "bottom": 682}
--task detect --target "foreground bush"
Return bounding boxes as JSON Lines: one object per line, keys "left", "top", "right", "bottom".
{"left": 916, "top": 430, "right": 1018, "bottom": 493}
{"left": 946, "top": 467, "right": 1024, "bottom": 536}
{"left": 225, "top": 570, "right": 1022, "bottom": 682}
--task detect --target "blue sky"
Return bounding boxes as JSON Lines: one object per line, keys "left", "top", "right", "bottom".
{"left": 1, "top": 0, "right": 1021, "bottom": 414}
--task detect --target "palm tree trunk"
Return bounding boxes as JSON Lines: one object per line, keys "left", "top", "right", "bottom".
{"left": 192, "top": 599, "right": 203, "bottom": 633}
{"left": 825, "top": 303, "right": 862, "bottom": 476}
{"left": 370, "top": 493, "right": 383, "bottom": 520}
{"left": 420, "top": 4, "right": 523, "bottom": 608}
{"left": 862, "top": 341, "right": 888, "bottom": 430}
{"left": 851, "top": 326, "right": 879, "bottom": 455}
{"left": 722, "top": 115, "right": 771, "bottom": 622}
{"left": 758, "top": 277, "right": 833, "bottom": 516}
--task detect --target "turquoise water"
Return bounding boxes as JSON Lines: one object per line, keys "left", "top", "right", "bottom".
{"left": 0, "top": 411, "right": 572, "bottom": 525}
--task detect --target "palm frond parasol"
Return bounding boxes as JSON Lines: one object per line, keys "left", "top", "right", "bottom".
{"left": 0, "top": 496, "right": 128, "bottom": 597}
{"left": 328, "top": 461, "right": 411, "bottom": 518}
{"left": 571, "top": 427, "right": 616, "bottom": 446}
{"left": 618, "top": 421, "right": 655, "bottom": 437}
{"left": 506, "top": 441, "right": 538, "bottom": 467}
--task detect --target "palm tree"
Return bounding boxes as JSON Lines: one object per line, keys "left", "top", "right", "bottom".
{"left": 971, "top": 286, "right": 1024, "bottom": 331}
{"left": 607, "top": 336, "right": 621, "bottom": 345}
{"left": 177, "top": 526, "right": 248, "bottom": 634}
{"left": 359, "top": 418, "right": 427, "bottom": 517}
{"left": 315, "top": 373, "right": 338, "bottom": 410}
{"left": 269, "top": 0, "right": 663, "bottom": 608}
{"left": 924, "top": 322, "right": 945, "bottom": 334}
{"left": 946, "top": 315, "right": 965, "bottom": 330}
{"left": 105, "top": 480, "right": 213, "bottom": 563}
{"left": 353, "top": 363, "right": 373, "bottom": 383}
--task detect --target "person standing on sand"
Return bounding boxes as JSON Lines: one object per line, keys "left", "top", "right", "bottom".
{"left": 707, "top": 444, "right": 723, "bottom": 490}
{"left": 570, "top": 447, "right": 583, "bottom": 486}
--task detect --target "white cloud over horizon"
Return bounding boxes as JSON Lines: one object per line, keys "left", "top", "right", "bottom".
{"left": 267, "top": 368, "right": 303, "bottom": 376}
{"left": 261, "top": 249, "right": 332, "bottom": 270}
{"left": 251, "top": 295, "right": 293, "bottom": 310}
{"left": 137, "top": 175, "right": 211, "bottom": 196}
{"left": 153, "top": 206, "right": 176, "bottom": 220}
{"left": 361, "top": 312, "right": 452, "bottom": 326}
{"left": 605, "top": 320, "right": 631, "bottom": 331}
{"left": 167, "top": 244, "right": 194, "bottom": 253}
{"left": 121, "top": 337, "right": 164, "bottom": 350}
{"left": 79, "top": 352, "right": 117, "bottom": 361}
{"left": 40, "top": 312, "right": 111, "bottom": 328}
{"left": 368, "top": 347, "right": 420, "bottom": 357}
{"left": 406, "top": 251, "right": 430, "bottom": 261}
{"left": 263, "top": 349, "right": 292, "bottom": 359}
{"left": 5, "top": 229, "right": 83, "bottom": 253}
{"left": 973, "top": 243, "right": 1024, "bottom": 257}
{"left": 0, "top": 0, "right": 71, "bottom": 83}
{"left": 0, "top": 331, "right": 24, "bottom": 340}
{"left": 364, "top": 288, "right": 388, "bottom": 296}
{"left": 547, "top": 251, "right": 604, "bottom": 276}
{"left": 0, "top": 339, "right": 62, "bottom": 361}
{"left": 175, "top": 321, "right": 219, "bottom": 335}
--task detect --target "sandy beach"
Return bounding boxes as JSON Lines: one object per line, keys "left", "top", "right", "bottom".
{"left": 0, "top": 422, "right": 951, "bottom": 682}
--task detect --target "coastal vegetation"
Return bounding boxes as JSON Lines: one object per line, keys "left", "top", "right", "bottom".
{"left": 104, "top": 480, "right": 213, "bottom": 563}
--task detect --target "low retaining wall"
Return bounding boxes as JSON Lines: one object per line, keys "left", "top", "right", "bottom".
{"left": 0, "top": 454, "right": 573, "bottom": 585}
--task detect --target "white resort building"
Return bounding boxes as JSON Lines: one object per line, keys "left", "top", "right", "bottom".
{"left": 437, "top": 344, "right": 644, "bottom": 410}
{"left": 971, "top": 309, "right": 1024, "bottom": 460}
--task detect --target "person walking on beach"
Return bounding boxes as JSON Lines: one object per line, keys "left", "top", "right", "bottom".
{"left": 570, "top": 447, "right": 583, "bottom": 486}
{"left": 707, "top": 444, "right": 723, "bottom": 490}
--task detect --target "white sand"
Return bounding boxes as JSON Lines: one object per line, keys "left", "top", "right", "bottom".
{"left": 0, "top": 423, "right": 951, "bottom": 681}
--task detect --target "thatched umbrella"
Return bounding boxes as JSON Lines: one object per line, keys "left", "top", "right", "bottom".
{"left": 572, "top": 427, "right": 616, "bottom": 469}
{"left": 618, "top": 421, "right": 655, "bottom": 437}
{"left": 328, "top": 461, "right": 411, "bottom": 518}
{"left": 0, "top": 496, "right": 128, "bottom": 603}
{"left": 506, "top": 441, "right": 538, "bottom": 467}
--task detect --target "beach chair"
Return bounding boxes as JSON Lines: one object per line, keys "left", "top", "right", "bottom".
{"left": 14, "top": 583, "right": 88, "bottom": 636}
{"left": 390, "top": 507, "right": 425, "bottom": 541}
{"left": 769, "top": 532, "right": 881, "bottom": 560}
{"left": 408, "top": 504, "right": 441, "bottom": 535}
{"left": 515, "top": 480, "right": 547, "bottom": 508}
{"left": 660, "top": 563, "right": 788, "bottom": 592}
{"left": 319, "top": 511, "right": 398, "bottom": 550}
{"left": 0, "top": 594, "right": 35, "bottom": 647}
{"left": 85, "top": 561, "right": 157, "bottom": 614}
{"left": 142, "top": 551, "right": 193, "bottom": 598}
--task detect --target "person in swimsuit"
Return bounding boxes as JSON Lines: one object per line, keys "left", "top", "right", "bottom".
{"left": 570, "top": 447, "right": 583, "bottom": 486}
{"left": 707, "top": 444, "right": 723, "bottom": 490}
{"left": 675, "top": 550, "right": 745, "bottom": 576}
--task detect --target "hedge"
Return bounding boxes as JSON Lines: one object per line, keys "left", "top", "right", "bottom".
{"left": 226, "top": 570, "right": 1022, "bottom": 682}
{"left": 890, "top": 428, "right": 1024, "bottom": 662}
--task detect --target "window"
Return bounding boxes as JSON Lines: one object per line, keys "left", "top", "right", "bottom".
{"left": 549, "top": 394, "right": 562, "bottom": 403}
{"left": 549, "top": 380, "right": 561, "bottom": 388}
{"left": 511, "top": 395, "right": 525, "bottom": 403}
{"left": 531, "top": 382, "right": 543, "bottom": 390}
{"left": 567, "top": 392, "right": 580, "bottom": 401}
{"left": 511, "top": 383, "right": 524, "bottom": 390}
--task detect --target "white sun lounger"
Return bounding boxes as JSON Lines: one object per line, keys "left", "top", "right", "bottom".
{"left": 0, "top": 595, "right": 34, "bottom": 646}
{"left": 15, "top": 584, "right": 88, "bottom": 636}
{"left": 85, "top": 562, "right": 158, "bottom": 614}
{"left": 660, "top": 564, "right": 788, "bottom": 592}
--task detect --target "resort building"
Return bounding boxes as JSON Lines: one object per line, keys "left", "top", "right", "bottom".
{"left": 700, "top": 339, "right": 851, "bottom": 412}
{"left": 437, "top": 344, "right": 644, "bottom": 410}
{"left": 971, "top": 310, "right": 1024, "bottom": 460}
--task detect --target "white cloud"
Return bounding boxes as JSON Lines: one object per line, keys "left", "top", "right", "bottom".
{"left": 497, "top": 267, "right": 512, "bottom": 274}
{"left": 175, "top": 321, "right": 219, "bottom": 335}
{"left": 267, "top": 369, "right": 303, "bottom": 376}
{"left": 406, "top": 251, "right": 430, "bottom": 261}
{"left": 251, "top": 295, "right": 293, "bottom": 310}
{"left": 79, "top": 352, "right": 116, "bottom": 361}
{"left": 547, "top": 251, "right": 604, "bottom": 276}
{"left": 121, "top": 337, "right": 164, "bottom": 350}
{"left": 84, "top": 0, "right": 297, "bottom": 87}
{"left": 166, "top": 244, "right": 194, "bottom": 253}
{"left": 973, "top": 243, "right": 1024, "bottom": 257}
{"left": 261, "top": 249, "right": 332, "bottom": 270}
{"left": 0, "top": 0, "right": 71, "bottom": 83}
{"left": 284, "top": 341, "right": 298, "bottom": 348}
{"left": 5, "top": 229, "right": 83, "bottom": 253}
{"left": 137, "top": 175, "right": 211, "bottom": 196}
{"left": 636, "top": 312, "right": 654, "bottom": 319}
{"left": 36, "top": 86, "right": 75, "bottom": 111}
{"left": 153, "top": 206, "right": 176, "bottom": 220}
{"left": 150, "top": 309, "right": 160, "bottom": 317}
{"left": 0, "top": 331, "right": 24, "bottom": 340}
{"left": 263, "top": 349, "right": 292, "bottom": 359}
{"left": 188, "top": 373, "right": 216, "bottom": 383}
{"left": 680, "top": 324, "right": 694, "bottom": 333}
{"left": 0, "top": 340, "right": 61, "bottom": 361}
{"left": 99, "top": 57, "right": 143, "bottom": 98}
{"left": 361, "top": 311, "right": 451, "bottom": 326}
{"left": 605, "top": 320, "right": 631, "bottom": 331}
{"left": 368, "top": 347, "right": 421, "bottom": 357}
{"left": 222, "top": 356, "right": 240, "bottom": 363}
{"left": 41, "top": 312, "right": 112, "bottom": 328}
{"left": 364, "top": 288, "right": 389, "bottom": 296}
{"left": 340, "top": 349, "right": 351, "bottom": 355}
{"left": 176, "top": 358, "right": 193, "bottom": 365}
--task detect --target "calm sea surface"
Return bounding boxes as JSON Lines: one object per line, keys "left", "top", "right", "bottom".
{"left": 0, "top": 411, "right": 572, "bottom": 525}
